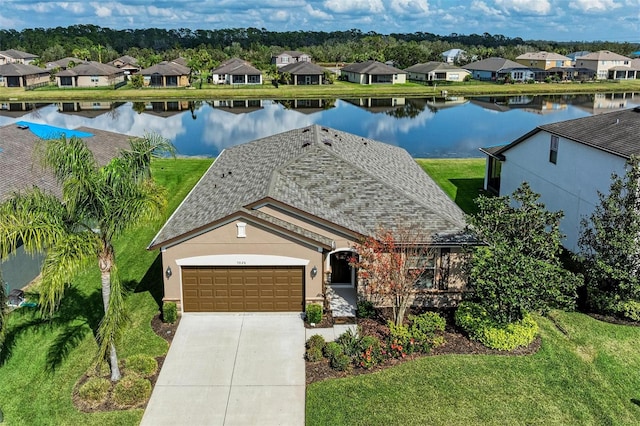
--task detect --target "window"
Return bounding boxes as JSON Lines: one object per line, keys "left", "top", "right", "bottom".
{"left": 282, "top": 56, "right": 289, "bottom": 64}
{"left": 90, "top": 76, "right": 99, "bottom": 83}
{"left": 549, "top": 135, "right": 559, "bottom": 164}
{"left": 410, "top": 252, "right": 437, "bottom": 289}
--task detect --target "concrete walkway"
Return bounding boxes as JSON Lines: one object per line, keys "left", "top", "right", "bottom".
{"left": 141, "top": 313, "right": 306, "bottom": 426}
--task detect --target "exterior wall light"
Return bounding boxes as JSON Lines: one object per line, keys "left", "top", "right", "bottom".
{"left": 310, "top": 265, "right": 318, "bottom": 278}
{"left": 165, "top": 266, "right": 172, "bottom": 279}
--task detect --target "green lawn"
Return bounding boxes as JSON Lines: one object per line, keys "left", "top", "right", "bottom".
{"left": 306, "top": 311, "right": 640, "bottom": 425}
{"left": 0, "top": 158, "right": 212, "bottom": 425}
{"left": 417, "top": 158, "right": 486, "bottom": 215}
{"left": 2, "top": 79, "right": 640, "bottom": 102}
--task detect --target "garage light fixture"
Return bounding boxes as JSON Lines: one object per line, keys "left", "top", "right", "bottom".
{"left": 310, "top": 265, "right": 318, "bottom": 278}
{"left": 165, "top": 266, "right": 172, "bottom": 279}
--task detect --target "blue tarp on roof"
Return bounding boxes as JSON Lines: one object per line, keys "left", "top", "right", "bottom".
{"left": 15, "top": 121, "right": 93, "bottom": 139}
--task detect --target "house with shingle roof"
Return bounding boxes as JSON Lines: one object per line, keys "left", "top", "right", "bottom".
{"left": 0, "top": 122, "right": 133, "bottom": 293}
{"left": 148, "top": 125, "right": 474, "bottom": 314}
{"left": 55, "top": 61, "right": 125, "bottom": 88}
{"left": 340, "top": 60, "right": 407, "bottom": 84}
{"left": 405, "top": 62, "right": 471, "bottom": 82}
{"left": 576, "top": 50, "right": 637, "bottom": 80}
{"left": 140, "top": 60, "right": 191, "bottom": 87}
{"left": 271, "top": 50, "right": 312, "bottom": 68}
{"left": 0, "top": 49, "right": 38, "bottom": 65}
{"left": 481, "top": 107, "right": 640, "bottom": 251}
{"left": 462, "top": 57, "right": 525, "bottom": 81}
{"left": 278, "top": 61, "right": 327, "bottom": 85}
{"left": 211, "top": 58, "right": 262, "bottom": 85}
{"left": 516, "top": 51, "right": 572, "bottom": 70}
{"left": 45, "top": 57, "right": 85, "bottom": 70}
{"left": 107, "top": 55, "right": 140, "bottom": 74}
{"left": 0, "top": 63, "right": 50, "bottom": 88}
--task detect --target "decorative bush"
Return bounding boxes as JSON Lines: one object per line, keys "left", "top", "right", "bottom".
{"left": 162, "top": 301, "right": 177, "bottom": 324}
{"left": 335, "top": 328, "right": 360, "bottom": 357}
{"left": 356, "top": 300, "right": 376, "bottom": 318}
{"left": 77, "top": 377, "right": 111, "bottom": 406}
{"left": 388, "top": 321, "right": 417, "bottom": 358}
{"left": 88, "top": 361, "right": 111, "bottom": 378}
{"left": 305, "top": 303, "right": 323, "bottom": 324}
{"left": 112, "top": 375, "right": 152, "bottom": 407}
{"left": 355, "top": 335, "right": 382, "bottom": 369}
{"left": 323, "top": 341, "right": 343, "bottom": 360}
{"left": 330, "top": 353, "right": 352, "bottom": 371}
{"left": 455, "top": 302, "right": 538, "bottom": 351}
{"left": 617, "top": 300, "right": 640, "bottom": 322}
{"left": 409, "top": 312, "right": 446, "bottom": 352}
{"left": 305, "top": 346, "right": 324, "bottom": 362}
{"left": 124, "top": 354, "right": 158, "bottom": 378}
{"left": 306, "top": 334, "right": 326, "bottom": 351}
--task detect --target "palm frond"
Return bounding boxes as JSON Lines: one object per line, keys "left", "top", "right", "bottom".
{"left": 122, "top": 132, "right": 176, "bottom": 181}
{"left": 35, "top": 136, "right": 97, "bottom": 186}
{"left": 38, "top": 232, "right": 99, "bottom": 316}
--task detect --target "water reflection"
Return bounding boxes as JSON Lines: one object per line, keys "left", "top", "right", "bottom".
{"left": 1, "top": 93, "right": 638, "bottom": 158}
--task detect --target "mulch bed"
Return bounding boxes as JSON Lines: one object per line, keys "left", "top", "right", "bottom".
{"left": 305, "top": 312, "right": 541, "bottom": 385}
{"left": 73, "top": 313, "right": 180, "bottom": 413}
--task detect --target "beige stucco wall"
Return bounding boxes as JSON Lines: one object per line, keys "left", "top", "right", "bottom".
{"left": 25, "top": 74, "right": 49, "bottom": 86}
{"left": 75, "top": 74, "right": 124, "bottom": 87}
{"left": 160, "top": 219, "right": 326, "bottom": 309}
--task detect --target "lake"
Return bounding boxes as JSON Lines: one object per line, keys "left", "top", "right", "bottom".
{"left": 2, "top": 92, "right": 639, "bottom": 158}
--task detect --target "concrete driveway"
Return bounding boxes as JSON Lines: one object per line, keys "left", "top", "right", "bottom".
{"left": 141, "top": 313, "right": 306, "bottom": 425}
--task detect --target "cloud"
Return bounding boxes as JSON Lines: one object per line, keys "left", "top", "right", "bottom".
{"left": 494, "top": 0, "right": 551, "bottom": 14}
{"left": 569, "top": 0, "right": 622, "bottom": 12}
{"left": 471, "top": 0, "right": 504, "bottom": 17}
{"left": 389, "top": 0, "right": 430, "bottom": 16}
{"left": 304, "top": 3, "right": 333, "bottom": 20}
{"left": 323, "top": 0, "right": 384, "bottom": 14}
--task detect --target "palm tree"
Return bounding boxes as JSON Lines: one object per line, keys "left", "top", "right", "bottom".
{"left": 0, "top": 133, "right": 175, "bottom": 381}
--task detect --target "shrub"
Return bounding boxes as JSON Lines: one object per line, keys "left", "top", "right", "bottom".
{"left": 124, "top": 354, "right": 158, "bottom": 378}
{"left": 409, "top": 311, "right": 446, "bottom": 353}
{"left": 356, "top": 300, "right": 376, "bottom": 318}
{"left": 88, "top": 361, "right": 111, "bottom": 378}
{"left": 617, "top": 300, "right": 640, "bottom": 322}
{"left": 387, "top": 321, "right": 414, "bottom": 358}
{"left": 162, "top": 301, "right": 177, "bottom": 324}
{"left": 112, "top": 375, "right": 152, "bottom": 407}
{"left": 77, "top": 377, "right": 111, "bottom": 406}
{"left": 330, "top": 353, "right": 352, "bottom": 371}
{"left": 306, "top": 303, "right": 323, "bottom": 324}
{"left": 455, "top": 302, "right": 538, "bottom": 350}
{"left": 323, "top": 341, "right": 343, "bottom": 359}
{"left": 305, "top": 346, "right": 324, "bottom": 362}
{"left": 306, "top": 334, "right": 326, "bottom": 351}
{"left": 335, "top": 328, "right": 360, "bottom": 357}
{"left": 355, "top": 335, "right": 382, "bottom": 369}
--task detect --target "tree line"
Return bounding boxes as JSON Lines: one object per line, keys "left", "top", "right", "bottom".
{"left": 1, "top": 25, "right": 638, "bottom": 71}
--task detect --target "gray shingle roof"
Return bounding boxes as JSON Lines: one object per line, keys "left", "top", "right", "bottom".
{"left": 212, "top": 58, "right": 261, "bottom": 75}
{"left": 149, "top": 125, "right": 468, "bottom": 249}
{"left": 0, "top": 123, "right": 133, "bottom": 202}
{"left": 55, "top": 61, "right": 123, "bottom": 77}
{"left": 578, "top": 50, "right": 631, "bottom": 61}
{"left": 0, "top": 63, "right": 49, "bottom": 77}
{"left": 141, "top": 61, "right": 190, "bottom": 76}
{"left": 0, "top": 49, "right": 38, "bottom": 60}
{"left": 341, "top": 60, "right": 407, "bottom": 75}
{"left": 497, "top": 107, "right": 640, "bottom": 159}
{"left": 462, "top": 57, "right": 523, "bottom": 72}
{"left": 405, "top": 62, "right": 469, "bottom": 74}
{"left": 279, "top": 61, "right": 325, "bottom": 75}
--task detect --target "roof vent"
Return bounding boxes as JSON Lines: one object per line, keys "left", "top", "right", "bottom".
{"left": 363, "top": 142, "right": 368, "bottom": 146}
{"left": 302, "top": 128, "right": 310, "bottom": 133}
{"left": 634, "top": 106, "right": 640, "bottom": 113}
{"left": 323, "top": 139, "right": 332, "bottom": 147}
{"left": 301, "top": 142, "right": 311, "bottom": 148}
{"left": 322, "top": 127, "right": 329, "bottom": 132}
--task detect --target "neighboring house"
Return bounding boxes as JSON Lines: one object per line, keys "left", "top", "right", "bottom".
{"left": 576, "top": 50, "right": 637, "bottom": 80}
{"left": 481, "top": 107, "right": 640, "bottom": 251}
{"left": 271, "top": 51, "right": 312, "bottom": 68}
{"left": 0, "top": 63, "right": 50, "bottom": 88}
{"left": 342, "top": 97, "right": 406, "bottom": 113}
{"left": 567, "top": 51, "right": 590, "bottom": 64}
{"left": 55, "top": 61, "right": 125, "bottom": 88}
{"left": 208, "top": 99, "right": 264, "bottom": 114}
{"left": 107, "top": 55, "right": 141, "bottom": 74}
{"left": 140, "top": 61, "right": 191, "bottom": 87}
{"left": 57, "top": 101, "right": 125, "bottom": 118}
{"left": 45, "top": 57, "right": 85, "bottom": 70}
{"left": 0, "top": 122, "right": 133, "bottom": 292}
{"left": 498, "top": 67, "right": 539, "bottom": 83}
{"left": 211, "top": 58, "right": 262, "bottom": 85}
{"left": 405, "top": 62, "right": 471, "bottom": 82}
{"left": 441, "top": 49, "right": 466, "bottom": 64}
{"left": 515, "top": 52, "right": 572, "bottom": 70}
{"left": 0, "top": 49, "right": 38, "bottom": 65}
{"left": 462, "top": 57, "right": 523, "bottom": 81}
{"left": 148, "top": 125, "right": 473, "bottom": 314}
{"left": 278, "top": 61, "right": 326, "bottom": 85}
{"left": 340, "top": 60, "right": 407, "bottom": 84}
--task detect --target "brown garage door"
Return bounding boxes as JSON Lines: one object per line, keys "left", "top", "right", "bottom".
{"left": 181, "top": 266, "right": 304, "bottom": 312}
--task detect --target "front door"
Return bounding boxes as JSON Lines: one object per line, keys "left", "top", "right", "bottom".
{"left": 330, "top": 252, "right": 353, "bottom": 286}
